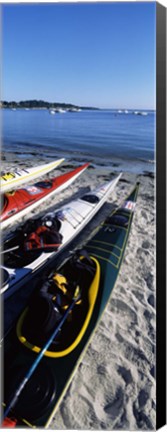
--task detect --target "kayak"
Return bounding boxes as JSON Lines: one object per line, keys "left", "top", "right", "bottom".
{"left": 2, "top": 182, "right": 139, "bottom": 428}
{"left": 0, "top": 163, "right": 89, "bottom": 229}
{"left": 1, "top": 173, "right": 121, "bottom": 299}
{"left": 0, "top": 159, "right": 64, "bottom": 193}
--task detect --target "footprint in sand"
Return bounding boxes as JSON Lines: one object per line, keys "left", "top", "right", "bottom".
{"left": 133, "top": 386, "right": 155, "bottom": 430}
{"left": 144, "top": 272, "right": 154, "bottom": 291}
{"left": 147, "top": 294, "right": 155, "bottom": 308}
{"left": 142, "top": 240, "right": 150, "bottom": 249}
{"left": 110, "top": 298, "right": 138, "bottom": 325}
{"left": 104, "top": 387, "right": 124, "bottom": 419}
{"left": 117, "top": 366, "right": 133, "bottom": 386}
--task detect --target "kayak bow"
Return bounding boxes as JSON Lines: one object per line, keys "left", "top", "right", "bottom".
{"left": 1, "top": 158, "right": 64, "bottom": 193}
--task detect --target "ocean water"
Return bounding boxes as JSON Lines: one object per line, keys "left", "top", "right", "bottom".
{"left": 1, "top": 108, "right": 155, "bottom": 173}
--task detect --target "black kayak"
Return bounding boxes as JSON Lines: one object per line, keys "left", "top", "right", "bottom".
{"left": 2, "top": 182, "right": 139, "bottom": 428}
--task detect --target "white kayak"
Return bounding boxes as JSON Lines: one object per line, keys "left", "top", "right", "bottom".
{"left": 0, "top": 159, "right": 65, "bottom": 193}
{"left": 1, "top": 173, "right": 122, "bottom": 299}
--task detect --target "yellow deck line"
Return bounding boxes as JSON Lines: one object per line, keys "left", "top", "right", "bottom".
{"left": 86, "top": 244, "right": 120, "bottom": 260}
{"left": 90, "top": 239, "right": 122, "bottom": 252}
{"left": 88, "top": 252, "right": 119, "bottom": 269}
{"left": 103, "top": 223, "right": 127, "bottom": 231}
{"left": 87, "top": 209, "right": 136, "bottom": 270}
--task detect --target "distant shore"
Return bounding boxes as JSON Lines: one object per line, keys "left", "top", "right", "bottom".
{"left": 0, "top": 99, "right": 98, "bottom": 111}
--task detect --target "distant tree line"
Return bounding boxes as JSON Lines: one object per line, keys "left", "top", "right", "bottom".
{"left": 1, "top": 100, "right": 97, "bottom": 110}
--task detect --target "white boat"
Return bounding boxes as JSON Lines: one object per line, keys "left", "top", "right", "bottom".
{"left": 0, "top": 159, "right": 64, "bottom": 193}
{"left": 49, "top": 110, "right": 56, "bottom": 115}
{"left": 56, "top": 108, "right": 66, "bottom": 113}
{"left": 1, "top": 173, "right": 122, "bottom": 299}
{"left": 133, "top": 111, "right": 148, "bottom": 116}
{"left": 68, "top": 107, "right": 81, "bottom": 112}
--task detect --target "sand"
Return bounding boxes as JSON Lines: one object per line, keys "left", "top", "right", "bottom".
{"left": 1, "top": 156, "right": 156, "bottom": 430}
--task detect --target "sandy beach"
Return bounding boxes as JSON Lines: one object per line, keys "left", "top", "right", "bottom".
{"left": 2, "top": 156, "right": 155, "bottom": 430}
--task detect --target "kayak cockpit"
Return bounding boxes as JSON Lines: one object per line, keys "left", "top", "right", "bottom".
{"left": 106, "top": 211, "right": 129, "bottom": 227}
{"left": 34, "top": 181, "right": 53, "bottom": 189}
{"left": 17, "top": 255, "right": 100, "bottom": 357}
{"left": 3, "top": 216, "right": 63, "bottom": 268}
{"left": 80, "top": 194, "right": 100, "bottom": 204}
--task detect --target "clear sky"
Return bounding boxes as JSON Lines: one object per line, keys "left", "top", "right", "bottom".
{"left": 2, "top": 2, "right": 156, "bottom": 109}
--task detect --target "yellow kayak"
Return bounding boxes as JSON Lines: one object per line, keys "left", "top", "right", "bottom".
{"left": 1, "top": 158, "right": 64, "bottom": 192}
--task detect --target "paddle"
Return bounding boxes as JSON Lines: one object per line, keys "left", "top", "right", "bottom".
{"left": 1, "top": 241, "right": 61, "bottom": 255}
{"left": 3, "top": 287, "right": 81, "bottom": 420}
{"left": 1, "top": 245, "right": 20, "bottom": 254}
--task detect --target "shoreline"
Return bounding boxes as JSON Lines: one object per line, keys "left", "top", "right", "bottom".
{"left": 1, "top": 149, "right": 155, "bottom": 176}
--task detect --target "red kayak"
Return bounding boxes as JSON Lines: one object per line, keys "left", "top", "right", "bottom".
{"left": 1, "top": 163, "right": 89, "bottom": 229}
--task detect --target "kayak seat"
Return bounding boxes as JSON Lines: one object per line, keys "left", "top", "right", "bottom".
{"left": 106, "top": 212, "right": 129, "bottom": 227}
{"left": 81, "top": 194, "right": 100, "bottom": 204}
{"left": 3, "top": 218, "right": 62, "bottom": 267}
{"left": 18, "top": 254, "right": 98, "bottom": 351}
{"left": 34, "top": 180, "right": 53, "bottom": 189}
{"left": 22, "top": 292, "right": 63, "bottom": 344}
{"left": 22, "top": 216, "right": 61, "bottom": 236}
{"left": 43, "top": 215, "right": 61, "bottom": 232}
{"left": 24, "top": 225, "right": 63, "bottom": 251}
{"left": 63, "top": 252, "right": 96, "bottom": 285}
{"left": 17, "top": 256, "right": 100, "bottom": 356}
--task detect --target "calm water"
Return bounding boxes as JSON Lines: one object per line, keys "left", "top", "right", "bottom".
{"left": 1, "top": 109, "right": 155, "bottom": 173}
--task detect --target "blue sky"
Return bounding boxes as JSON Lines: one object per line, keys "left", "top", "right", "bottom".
{"left": 2, "top": 2, "right": 156, "bottom": 109}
